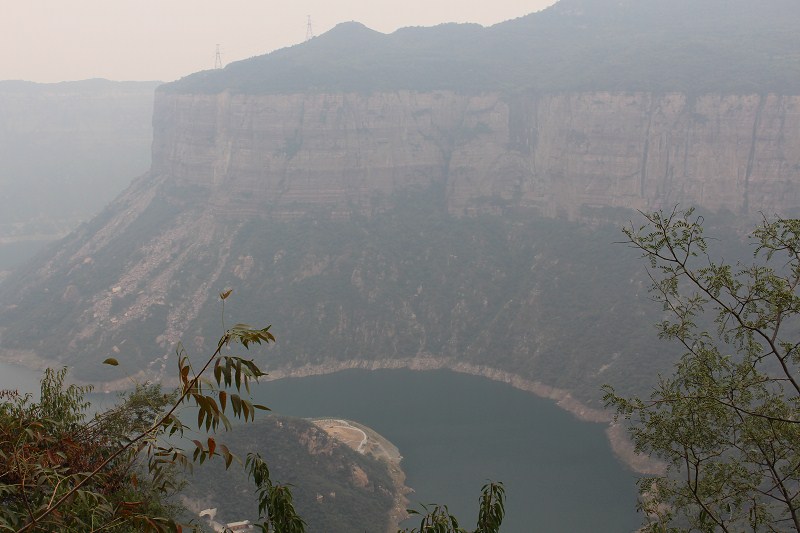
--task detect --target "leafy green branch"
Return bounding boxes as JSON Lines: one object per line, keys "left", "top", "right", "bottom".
{"left": 6, "top": 290, "right": 283, "bottom": 532}
{"left": 605, "top": 208, "right": 800, "bottom": 532}
{"left": 400, "top": 482, "right": 505, "bottom": 533}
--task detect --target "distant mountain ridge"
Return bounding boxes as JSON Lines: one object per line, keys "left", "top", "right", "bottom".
{"left": 166, "top": 0, "right": 800, "bottom": 95}
{"left": 0, "top": 79, "right": 159, "bottom": 245}
{"left": 0, "top": 79, "right": 161, "bottom": 92}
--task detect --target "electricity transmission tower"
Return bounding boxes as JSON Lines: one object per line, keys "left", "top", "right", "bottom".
{"left": 306, "top": 16, "right": 314, "bottom": 41}
{"left": 214, "top": 44, "right": 223, "bottom": 69}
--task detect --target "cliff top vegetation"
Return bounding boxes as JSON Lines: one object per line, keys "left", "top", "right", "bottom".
{"left": 163, "top": 0, "right": 800, "bottom": 96}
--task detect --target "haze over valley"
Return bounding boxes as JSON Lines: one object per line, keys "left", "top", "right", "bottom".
{"left": 3, "top": 0, "right": 800, "bottom": 531}
{"left": 0, "top": 80, "right": 158, "bottom": 278}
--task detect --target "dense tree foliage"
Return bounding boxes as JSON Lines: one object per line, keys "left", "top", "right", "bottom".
{"left": 605, "top": 209, "right": 800, "bottom": 531}
{"left": 0, "top": 368, "right": 180, "bottom": 531}
{"left": 0, "top": 291, "right": 298, "bottom": 532}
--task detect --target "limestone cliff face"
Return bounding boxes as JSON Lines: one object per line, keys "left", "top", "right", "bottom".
{"left": 151, "top": 91, "right": 473, "bottom": 217}
{"left": 2, "top": 86, "right": 799, "bottom": 400}
{"left": 151, "top": 90, "right": 800, "bottom": 218}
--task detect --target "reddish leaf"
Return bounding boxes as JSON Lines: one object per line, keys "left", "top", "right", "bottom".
{"left": 219, "top": 390, "right": 227, "bottom": 412}
{"left": 207, "top": 437, "right": 216, "bottom": 457}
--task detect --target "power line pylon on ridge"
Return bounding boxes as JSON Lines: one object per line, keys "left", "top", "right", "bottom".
{"left": 306, "top": 16, "right": 314, "bottom": 41}
{"left": 214, "top": 44, "right": 223, "bottom": 69}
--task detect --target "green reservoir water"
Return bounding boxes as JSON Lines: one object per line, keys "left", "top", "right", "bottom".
{"left": 0, "top": 363, "right": 640, "bottom": 532}
{"left": 252, "top": 369, "right": 639, "bottom": 532}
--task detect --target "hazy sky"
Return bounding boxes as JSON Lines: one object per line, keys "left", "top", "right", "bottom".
{"left": 4, "top": 1, "right": 556, "bottom": 83}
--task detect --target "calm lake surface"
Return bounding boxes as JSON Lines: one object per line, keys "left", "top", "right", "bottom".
{"left": 253, "top": 369, "right": 639, "bottom": 532}
{"left": 0, "top": 362, "right": 639, "bottom": 532}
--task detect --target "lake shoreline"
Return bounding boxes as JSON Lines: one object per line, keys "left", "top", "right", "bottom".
{"left": 0, "top": 355, "right": 642, "bottom": 530}
{"left": 265, "top": 357, "right": 665, "bottom": 476}
{"left": 0, "top": 352, "right": 664, "bottom": 475}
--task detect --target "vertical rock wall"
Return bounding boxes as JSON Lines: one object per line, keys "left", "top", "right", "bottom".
{"left": 151, "top": 90, "right": 800, "bottom": 218}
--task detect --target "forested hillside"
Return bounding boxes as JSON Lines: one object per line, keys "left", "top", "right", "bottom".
{"left": 168, "top": 0, "right": 800, "bottom": 95}
{"left": 183, "top": 416, "right": 398, "bottom": 533}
